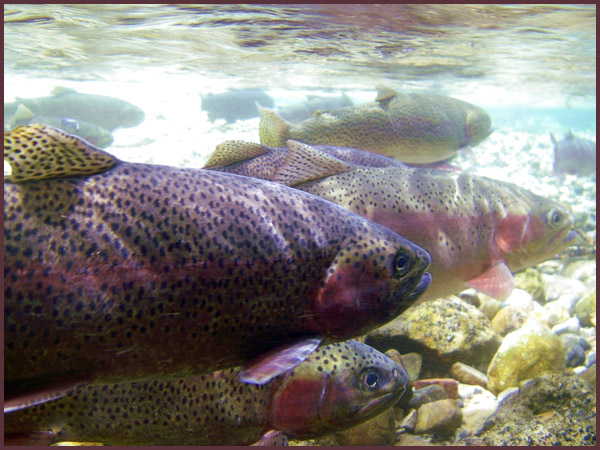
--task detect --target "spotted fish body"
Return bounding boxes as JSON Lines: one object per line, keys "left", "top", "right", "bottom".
{"left": 4, "top": 86, "right": 144, "bottom": 131}
{"left": 4, "top": 341, "right": 408, "bottom": 446}
{"left": 259, "top": 85, "right": 492, "bottom": 164}
{"left": 206, "top": 140, "right": 580, "bottom": 302}
{"left": 4, "top": 125, "right": 431, "bottom": 409}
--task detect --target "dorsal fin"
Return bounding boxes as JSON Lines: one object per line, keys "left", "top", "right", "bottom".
{"left": 50, "top": 85, "right": 76, "bottom": 96}
{"left": 271, "top": 140, "right": 355, "bottom": 186}
{"left": 204, "top": 140, "right": 271, "bottom": 169}
{"left": 4, "top": 124, "right": 118, "bottom": 183}
{"left": 375, "top": 84, "right": 398, "bottom": 102}
{"left": 258, "top": 107, "right": 290, "bottom": 147}
{"left": 6, "top": 104, "right": 35, "bottom": 130}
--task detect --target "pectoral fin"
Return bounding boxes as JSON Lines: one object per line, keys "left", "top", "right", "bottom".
{"left": 238, "top": 337, "right": 323, "bottom": 385}
{"left": 465, "top": 262, "right": 514, "bottom": 301}
{"left": 272, "top": 140, "right": 354, "bottom": 186}
{"left": 251, "top": 430, "right": 289, "bottom": 446}
{"left": 204, "top": 140, "right": 271, "bottom": 169}
{"left": 4, "top": 124, "right": 118, "bottom": 182}
{"left": 4, "top": 380, "right": 86, "bottom": 413}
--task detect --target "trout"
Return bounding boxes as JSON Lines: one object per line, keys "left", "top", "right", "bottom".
{"left": 550, "top": 131, "right": 596, "bottom": 176}
{"left": 4, "top": 125, "right": 431, "bottom": 411}
{"left": 259, "top": 85, "right": 492, "bottom": 164}
{"left": 5, "top": 104, "right": 114, "bottom": 148}
{"left": 4, "top": 86, "right": 144, "bottom": 131}
{"left": 4, "top": 341, "right": 408, "bottom": 446}
{"left": 205, "top": 140, "right": 581, "bottom": 302}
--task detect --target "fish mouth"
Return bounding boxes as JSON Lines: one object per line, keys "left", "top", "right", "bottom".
{"left": 561, "top": 228, "right": 592, "bottom": 246}
{"left": 406, "top": 272, "right": 432, "bottom": 304}
{"left": 356, "top": 385, "right": 407, "bottom": 418}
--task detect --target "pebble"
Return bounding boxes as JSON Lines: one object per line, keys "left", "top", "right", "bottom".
{"left": 490, "top": 305, "right": 529, "bottom": 336}
{"left": 477, "top": 295, "right": 503, "bottom": 320}
{"left": 457, "top": 383, "right": 498, "bottom": 435}
{"left": 399, "top": 352, "right": 423, "bottom": 383}
{"left": 450, "top": 362, "right": 488, "bottom": 388}
{"left": 559, "top": 333, "right": 590, "bottom": 367}
{"left": 413, "top": 378, "right": 459, "bottom": 399}
{"left": 551, "top": 316, "right": 581, "bottom": 335}
{"left": 574, "top": 289, "right": 596, "bottom": 327}
{"left": 542, "top": 274, "right": 585, "bottom": 310}
{"left": 562, "top": 259, "right": 596, "bottom": 282}
{"left": 408, "top": 384, "right": 449, "bottom": 410}
{"left": 397, "top": 408, "right": 417, "bottom": 432}
{"left": 395, "top": 435, "right": 437, "bottom": 446}
{"left": 414, "top": 399, "right": 463, "bottom": 435}
{"left": 503, "top": 288, "right": 535, "bottom": 312}
{"left": 487, "top": 319, "right": 566, "bottom": 395}
{"left": 334, "top": 406, "right": 396, "bottom": 446}
{"left": 543, "top": 302, "right": 572, "bottom": 327}
{"left": 513, "top": 268, "right": 545, "bottom": 303}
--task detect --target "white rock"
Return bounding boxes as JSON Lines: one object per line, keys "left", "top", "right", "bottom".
{"left": 504, "top": 288, "right": 535, "bottom": 312}
{"left": 458, "top": 383, "right": 498, "bottom": 435}
{"left": 542, "top": 274, "right": 585, "bottom": 302}
{"left": 551, "top": 317, "right": 581, "bottom": 335}
{"left": 544, "top": 303, "right": 572, "bottom": 327}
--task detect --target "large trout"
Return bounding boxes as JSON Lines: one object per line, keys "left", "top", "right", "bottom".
{"left": 205, "top": 140, "right": 581, "bottom": 302}
{"left": 4, "top": 341, "right": 408, "bottom": 446}
{"left": 4, "top": 125, "right": 431, "bottom": 411}
{"left": 259, "top": 85, "right": 492, "bottom": 164}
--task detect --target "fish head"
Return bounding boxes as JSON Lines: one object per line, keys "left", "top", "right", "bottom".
{"left": 465, "top": 106, "right": 492, "bottom": 146}
{"left": 496, "top": 195, "right": 580, "bottom": 270}
{"left": 268, "top": 341, "right": 409, "bottom": 439}
{"left": 312, "top": 224, "right": 431, "bottom": 339}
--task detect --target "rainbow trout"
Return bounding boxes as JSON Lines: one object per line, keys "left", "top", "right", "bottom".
{"left": 259, "top": 85, "right": 492, "bottom": 164}
{"left": 4, "top": 86, "right": 144, "bottom": 131}
{"left": 5, "top": 104, "right": 114, "bottom": 148}
{"left": 550, "top": 131, "right": 596, "bottom": 176}
{"left": 205, "top": 140, "right": 581, "bottom": 302}
{"left": 4, "top": 341, "right": 408, "bottom": 446}
{"left": 4, "top": 125, "right": 431, "bottom": 411}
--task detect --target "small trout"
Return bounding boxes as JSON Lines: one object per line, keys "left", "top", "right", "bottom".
{"left": 205, "top": 140, "right": 581, "bottom": 302}
{"left": 259, "top": 85, "right": 492, "bottom": 164}
{"left": 4, "top": 341, "right": 409, "bottom": 446}
{"left": 4, "top": 125, "right": 430, "bottom": 411}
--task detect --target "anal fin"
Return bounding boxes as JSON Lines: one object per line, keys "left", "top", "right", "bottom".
{"left": 238, "top": 337, "right": 323, "bottom": 385}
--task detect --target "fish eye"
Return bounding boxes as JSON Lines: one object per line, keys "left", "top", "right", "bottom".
{"left": 394, "top": 249, "right": 413, "bottom": 277}
{"left": 359, "top": 368, "right": 382, "bottom": 392}
{"left": 546, "top": 209, "right": 565, "bottom": 228}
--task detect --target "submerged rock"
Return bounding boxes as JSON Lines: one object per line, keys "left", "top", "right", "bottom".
{"left": 575, "top": 289, "right": 597, "bottom": 327}
{"left": 367, "top": 296, "right": 502, "bottom": 371}
{"left": 458, "top": 384, "right": 497, "bottom": 436}
{"left": 513, "top": 268, "right": 545, "bottom": 303}
{"left": 414, "top": 399, "right": 463, "bottom": 435}
{"left": 487, "top": 319, "right": 566, "bottom": 395}
{"left": 450, "top": 362, "right": 488, "bottom": 388}
{"left": 334, "top": 407, "right": 396, "bottom": 446}
{"left": 478, "top": 372, "right": 596, "bottom": 445}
